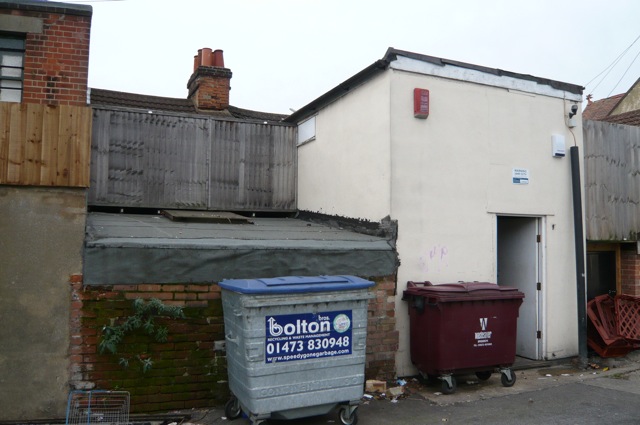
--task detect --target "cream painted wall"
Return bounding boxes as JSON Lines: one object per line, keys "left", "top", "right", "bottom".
{"left": 388, "top": 69, "right": 583, "bottom": 374}
{"left": 297, "top": 72, "right": 392, "bottom": 221}
{"left": 296, "top": 57, "right": 584, "bottom": 377}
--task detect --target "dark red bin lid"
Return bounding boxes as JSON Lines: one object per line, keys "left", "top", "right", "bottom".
{"left": 403, "top": 281, "right": 524, "bottom": 302}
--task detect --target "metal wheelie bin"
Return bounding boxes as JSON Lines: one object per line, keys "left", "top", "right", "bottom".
{"left": 219, "top": 275, "right": 374, "bottom": 425}
{"left": 403, "top": 281, "right": 524, "bottom": 394}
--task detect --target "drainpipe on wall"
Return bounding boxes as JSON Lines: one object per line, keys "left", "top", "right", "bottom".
{"left": 570, "top": 145, "right": 588, "bottom": 366}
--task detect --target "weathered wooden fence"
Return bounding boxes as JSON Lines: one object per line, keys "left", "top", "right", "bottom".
{"left": 89, "top": 107, "right": 297, "bottom": 211}
{"left": 0, "top": 102, "right": 92, "bottom": 187}
{"left": 584, "top": 119, "right": 640, "bottom": 241}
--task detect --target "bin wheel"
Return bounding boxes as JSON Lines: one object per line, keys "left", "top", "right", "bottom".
{"left": 501, "top": 370, "right": 517, "bottom": 387}
{"left": 224, "top": 397, "right": 242, "bottom": 420}
{"left": 441, "top": 377, "right": 457, "bottom": 395}
{"left": 475, "top": 371, "right": 492, "bottom": 381}
{"left": 338, "top": 406, "right": 358, "bottom": 425}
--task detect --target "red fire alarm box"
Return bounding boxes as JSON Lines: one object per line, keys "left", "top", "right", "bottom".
{"left": 414, "top": 88, "right": 429, "bottom": 119}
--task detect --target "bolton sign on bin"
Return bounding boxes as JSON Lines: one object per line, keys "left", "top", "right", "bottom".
{"left": 219, "top": 275, "right": 374, "bottom": 425}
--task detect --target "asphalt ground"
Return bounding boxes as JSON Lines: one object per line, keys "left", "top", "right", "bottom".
{"left": 170, "top": 352, "right": 640, "bottom": 425}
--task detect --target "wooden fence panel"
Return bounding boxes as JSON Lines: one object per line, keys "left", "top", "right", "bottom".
{"left": 584, "top": 119, "right": 640, "bottom": 241}
{"left": 90, "top": 107, "right": 296, "bottom": 211}
{"left": 0, "top": 102, "right": 92, "bottom": 187}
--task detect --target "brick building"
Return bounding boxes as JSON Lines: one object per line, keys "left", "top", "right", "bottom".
{"left": 0, "top": 0, "right": 92, "bottom": 420}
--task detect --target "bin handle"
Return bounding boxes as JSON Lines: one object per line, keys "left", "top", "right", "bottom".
{"left": 225, "top": 334, "right": 238, "bottom": 345}
{"left": 407, "top": 281, "right": 433, "bottom": 288}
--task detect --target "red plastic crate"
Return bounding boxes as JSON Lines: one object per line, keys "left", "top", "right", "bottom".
{"left": 587, "top": 323, "right": 633, "bottom": 358}
{"left": 595, "top": 295, "right": 618, "bottom": 337}
{"left": 587, "top": 296, "right": 619, "bottom": 345}
{"left": 615, "top": 295, "right": 640, "bottom": 342}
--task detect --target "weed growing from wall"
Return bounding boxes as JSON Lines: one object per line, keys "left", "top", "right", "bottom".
{"left": 99, "top": 298, "right": 185, "bottom": 373}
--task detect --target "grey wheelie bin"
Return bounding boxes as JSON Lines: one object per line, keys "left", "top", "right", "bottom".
{"left": 219, "top": 275, "right": 374, "bottom": 425}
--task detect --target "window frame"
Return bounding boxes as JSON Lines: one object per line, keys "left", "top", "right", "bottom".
{"left": 297, "top": 116, "right": 316, "bottom": 146}
{"left": 0, "top": 33, "right": 26, "bottom": 103}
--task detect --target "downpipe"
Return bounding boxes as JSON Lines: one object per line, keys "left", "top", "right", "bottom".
{"left": 570, "top": 146, "right": 588, "bottom": 366}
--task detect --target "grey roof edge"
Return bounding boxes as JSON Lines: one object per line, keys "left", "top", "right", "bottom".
{"left": 0, "top": 0, "right": 92, "bottom": 16}
{"left": 285, "top": 58, "right": 390, "bottom": 123}
{"left": 286, "top": 47, "right": 584, "bottom": 123}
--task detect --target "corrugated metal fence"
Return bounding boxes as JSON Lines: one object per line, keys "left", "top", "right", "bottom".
{"left": 89, "top": 107, "right": 297, "bottom": 211}
{"left": 584, "top": 119, "right": 640, "bottom": 241}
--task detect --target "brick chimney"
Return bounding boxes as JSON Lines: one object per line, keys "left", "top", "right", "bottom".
{"left": 187, "top": 48, "right": 232, "bottom": 111}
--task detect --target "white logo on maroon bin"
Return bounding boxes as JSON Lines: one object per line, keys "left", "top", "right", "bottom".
{"left": 480, "top": 317, "right": 488, "bottom": 331}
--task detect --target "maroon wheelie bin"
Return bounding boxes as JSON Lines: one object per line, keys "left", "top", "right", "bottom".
{"left": 403, "top": 281, "right": 524, "bottom": 394}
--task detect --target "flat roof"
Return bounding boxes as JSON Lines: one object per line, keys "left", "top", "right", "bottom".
{"left": 84, "top": 212, "right": 398, "bottom": 285}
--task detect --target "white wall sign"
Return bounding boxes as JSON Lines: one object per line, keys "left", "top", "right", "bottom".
{"left": 512, "top": 168, "right": 529, "bottom": 184}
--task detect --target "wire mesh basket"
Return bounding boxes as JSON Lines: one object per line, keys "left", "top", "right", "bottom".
{"left": 66, "top": 390, "right": 130, "bottom": 425}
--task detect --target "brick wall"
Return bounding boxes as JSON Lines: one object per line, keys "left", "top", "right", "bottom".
{"left": 187, "top": 67, "right": 232, "bottom": 111}
{"left": 366, "top": 275, "right": 398, "bottom": 381}
{"left": 69, "top": 278, "right": 228, "bottom": 412}
{"left": 621, "top": 250, "right": 640, "bottom": 296}
{"left": 69, "top": 275, "right": 398, "bottom": 413}
{"left": 0, "top": 8, "right": 91, "bottom": 106}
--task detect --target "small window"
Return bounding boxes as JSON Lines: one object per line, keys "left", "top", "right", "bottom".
{"left": 0, "top": 34, "right": 25, "bottom": 103}
{"left": 297, "top": 116, "right": 316, "bottom": 145}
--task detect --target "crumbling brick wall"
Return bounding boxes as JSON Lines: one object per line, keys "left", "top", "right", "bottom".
{"left": 69, "top": 278, "right": 228, "bottom": 412}
{"left": 365, "top": 275, "right": 399, "bottom": 381}
{"left": 69, "top": 275, "right": 398, "bottom": 413}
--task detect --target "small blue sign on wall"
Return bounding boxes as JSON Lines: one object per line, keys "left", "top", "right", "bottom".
{"left": 265, "top": 310, "right": 353, "bottom": 363}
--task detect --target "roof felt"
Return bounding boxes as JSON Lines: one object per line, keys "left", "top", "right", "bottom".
{"left": 83, "top": 213, "right": 398, "bottom": 284}
{"left": 89, "top": 88, "right": 288, "bottom": 124}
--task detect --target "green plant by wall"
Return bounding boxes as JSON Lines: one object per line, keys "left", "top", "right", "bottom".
{"left": 99, "top": 298, "right": 185, "bottom": 373}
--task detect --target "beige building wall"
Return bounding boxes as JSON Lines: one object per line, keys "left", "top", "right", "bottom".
{"left": 297, "top": 54, "right": 584, "bottom": 376}
{"left": 297, "top": 72, "right": 392, "bottom": 221}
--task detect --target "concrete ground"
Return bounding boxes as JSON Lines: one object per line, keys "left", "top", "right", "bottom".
{"left": 170, "top": 351, "right": 640, "bottom": 425}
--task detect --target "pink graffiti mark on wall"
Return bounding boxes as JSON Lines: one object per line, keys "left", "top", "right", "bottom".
{"left": 418, "top": 245, "right": 449, "bottom": 273}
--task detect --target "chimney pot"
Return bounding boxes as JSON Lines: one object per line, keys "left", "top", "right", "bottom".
{"left": 188, "top": 47, "right": 232, "bottom": 111}
{"left": 201, "top": 48, "right": 213, "bottom": 67}
{"left": 213, "top": 49, "right": 224, "bottom": 68}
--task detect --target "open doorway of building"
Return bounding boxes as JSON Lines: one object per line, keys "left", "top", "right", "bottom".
{"left": 497, "top": 216, "right": 541, "bottom": 360}
{"left": 586, "top": 243, "right": 620, "bottom": 300}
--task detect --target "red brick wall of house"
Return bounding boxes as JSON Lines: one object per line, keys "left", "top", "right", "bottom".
{"left": 69, "top": 275, "right": 397, "bottom": 413}
{"left": 0, "top": 8, "right": 91, "bottom": 106}
{"left": 620, "top": 250, "right": 640, "bottom": 296}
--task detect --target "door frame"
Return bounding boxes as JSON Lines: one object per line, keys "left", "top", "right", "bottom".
{"left": 496, "top": 214, "right": 545, "bottom": 360}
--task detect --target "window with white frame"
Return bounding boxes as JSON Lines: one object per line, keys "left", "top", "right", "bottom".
{"left": 297, "top": 116, "right": 316, "bottom": 145}
{"left": 0, "top": 34, "right": 25, "bottom": 103}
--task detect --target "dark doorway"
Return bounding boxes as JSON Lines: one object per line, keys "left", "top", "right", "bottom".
{"left": 586, "top": 251, "right": 616, "bottom": 300}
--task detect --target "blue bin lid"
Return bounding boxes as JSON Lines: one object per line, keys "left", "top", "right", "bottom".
{"left": 219, "top": 275, "right": 374, "bottom": 294}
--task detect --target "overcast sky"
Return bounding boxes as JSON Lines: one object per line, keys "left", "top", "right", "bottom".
{"left": 67, "top": 0, "right": 640, "bottom": 114}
